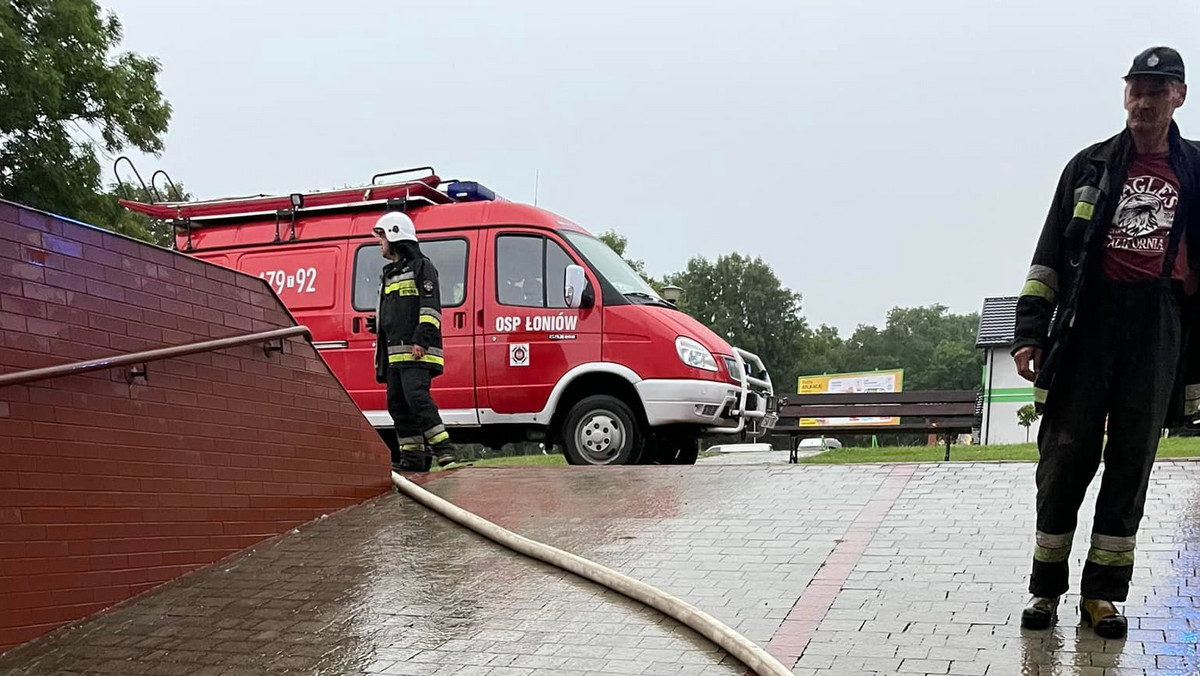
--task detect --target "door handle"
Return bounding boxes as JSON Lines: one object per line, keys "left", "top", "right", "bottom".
{"left": 313, "top": 340, "right": 349, "bottom": 350}
{"left": 454, "top": 312, "right": 466, "bottom": 329}
{"left": 477, "top": 309, "right": 484, "bottom": 328}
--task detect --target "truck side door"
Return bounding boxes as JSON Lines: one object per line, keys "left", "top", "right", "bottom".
{"left": 345, "top": 233, "right": 479, "bottom": 425}
{"left": 481, "top": 229, "right": 601, "bottom": 415}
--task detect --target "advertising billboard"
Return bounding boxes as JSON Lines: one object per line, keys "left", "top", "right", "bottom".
{"left": 796, "top": 369, "right": 904, "bottom": 427}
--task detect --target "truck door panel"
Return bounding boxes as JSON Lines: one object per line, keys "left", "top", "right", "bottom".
{"left": 482, "top": 230, "right": 601, "bottom": 414}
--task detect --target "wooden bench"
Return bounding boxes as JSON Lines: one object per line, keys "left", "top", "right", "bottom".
{"left": 775, "top": 390, "right": 981, "bottom": 462}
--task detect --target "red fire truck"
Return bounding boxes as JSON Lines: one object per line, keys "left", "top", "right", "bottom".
{"left": 122, "top": 167, "right": 778, "bottom": 465}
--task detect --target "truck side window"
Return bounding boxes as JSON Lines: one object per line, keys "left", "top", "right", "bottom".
{"left": 352, "top": 238, "right": 468, "bottom": 312}
{"left": 496, "top": 235, "right": 575, "bottom": 308}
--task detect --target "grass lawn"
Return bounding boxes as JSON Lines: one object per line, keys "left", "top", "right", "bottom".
{"left": 796, "top": 436, "right": 1200, "bottom": 464}
{"left": 436, "top": 454, "right": 568, "bottom": 470}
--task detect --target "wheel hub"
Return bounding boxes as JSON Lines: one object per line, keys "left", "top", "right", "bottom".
{"left": 576, "top": 411, "right": 625, "bottom": 464}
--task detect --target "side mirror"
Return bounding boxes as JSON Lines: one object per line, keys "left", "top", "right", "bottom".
{"left": 564, "top": 264, "right": 587, "bottom": 309}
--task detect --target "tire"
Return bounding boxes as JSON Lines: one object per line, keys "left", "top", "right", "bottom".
{"left": 561, "top": 395, "right": 643, "bottom": 466}
{"left": 559, "top": 444, "right": 581, "bottom": 465}
{"left": 668, "top": 443, "right": 700, "bottom": 465}
{"left": 646, "top": 438, "right": 700, "bottom": 465}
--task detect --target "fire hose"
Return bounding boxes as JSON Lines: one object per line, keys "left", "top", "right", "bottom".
{"left": 391, "top": 472, "right": 794, "bottom": 676}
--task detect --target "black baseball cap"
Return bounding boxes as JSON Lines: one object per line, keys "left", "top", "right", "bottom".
{"left": 1125, "top": 46, "right": 1185, "bottom": 83}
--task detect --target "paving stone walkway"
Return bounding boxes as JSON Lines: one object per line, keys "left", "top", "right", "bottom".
{"left": 2, "top": 462, "right": 1199, "bottom": 675}
{"left": 697, "top": 448, "right": 814, "bottom": 465}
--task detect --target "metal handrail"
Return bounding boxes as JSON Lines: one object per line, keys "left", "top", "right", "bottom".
{"left": 0, "top": 326, "right": 312, "bottom": 388}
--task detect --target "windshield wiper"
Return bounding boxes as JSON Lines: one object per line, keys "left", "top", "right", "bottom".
{"left": 624, "top": 291, "right": 674, "bottom": 308}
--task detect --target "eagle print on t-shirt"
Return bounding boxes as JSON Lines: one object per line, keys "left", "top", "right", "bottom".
{"left": 1102, "top": 152, "right": 1181, "bottom": 281}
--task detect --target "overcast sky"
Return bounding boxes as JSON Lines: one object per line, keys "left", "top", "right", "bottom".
{"left": 101, "top": 0, "right": 1200, "bottom": 333}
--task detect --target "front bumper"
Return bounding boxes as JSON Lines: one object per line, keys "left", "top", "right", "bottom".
{"left": 636, "top": 347, "right": 778, "bottom": 437}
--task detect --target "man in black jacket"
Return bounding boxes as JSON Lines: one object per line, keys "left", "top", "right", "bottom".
{"left": 372, "top": 212, "right": 458, "bottom": 472}
{"left": 1014, "top": 46, "right": 1200, "bottom": 638}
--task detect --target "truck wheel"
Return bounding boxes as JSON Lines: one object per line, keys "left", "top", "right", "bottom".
{"left": 668, "top": 443, "right": 700, "bottom": 465}
{"left": 647, "top": 439, "right": 700, "bottom": 465}
{"left": 562, "top": 395, "right": 643, "bottom": 466}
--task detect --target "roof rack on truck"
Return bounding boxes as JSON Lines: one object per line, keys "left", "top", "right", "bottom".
{"left": 118, "top": 165, "right": 500, "bottom": 251}
{"left": 114, "top": 156, "right": 186, "bottom": 204}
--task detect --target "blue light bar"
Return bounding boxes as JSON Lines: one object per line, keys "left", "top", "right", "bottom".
{"left": 447, "top": 181, "right": 496, "bottom": 202}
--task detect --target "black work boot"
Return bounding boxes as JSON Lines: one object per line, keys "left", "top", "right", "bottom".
{"left": 393, "top": 446, "right": 431, "bottom": 474}
{"left": 1080, "top": 599, "right": 1127, "bottom": 639}
{"left": 432, "top": 442, "right": 467, "bottom": 468}
{"left": 1021, "top": 596, "right": 1059, "bottom": 630}
{"left": 391, "top": 461, "right": 427, "bottom": 474}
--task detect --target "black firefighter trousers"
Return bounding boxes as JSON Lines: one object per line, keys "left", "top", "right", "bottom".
{"left": 1031, "top": 279, "right": 1182, "bottom": 602}
{"left": 386, "top": 366, "right": 449, "bottom": 472}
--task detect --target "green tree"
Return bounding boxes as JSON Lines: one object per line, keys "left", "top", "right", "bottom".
{"left": 92, "top": 180, "right": 191, "bottom": 247}
{"left": 1017, "top": 404, "right": 1040, "bottom": 442}
{"left": 795, "top": 324, "right": 849, "bottom": 381}
{"left": 840, "top": 305, "right": 983, "bottom": 391}
{"left": 0, "top": 0, "right": 171, "bottom": 235}
{"left": 665, "top": 253, "right": 809, "bottom": 389}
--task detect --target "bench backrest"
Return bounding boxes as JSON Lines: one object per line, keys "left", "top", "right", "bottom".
{"left": 777, "top": 390, "right": 980, "bottom": 434}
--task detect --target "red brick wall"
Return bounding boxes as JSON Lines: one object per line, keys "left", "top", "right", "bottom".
{"left": 0, "top": 201, "right": 391, "bottom": 652}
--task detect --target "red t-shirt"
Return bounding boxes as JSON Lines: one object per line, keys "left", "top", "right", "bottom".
{"left": 1102, "top": 151, "right": 1196, "bottom": 292}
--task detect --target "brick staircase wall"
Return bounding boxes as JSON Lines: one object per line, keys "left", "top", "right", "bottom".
{"left": 0, "top": 200, "right": 391, "bottom": 651}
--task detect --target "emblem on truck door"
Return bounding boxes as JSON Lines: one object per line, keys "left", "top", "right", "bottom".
{"left": 510, "top": 343, "right": 530, "bottom": 367}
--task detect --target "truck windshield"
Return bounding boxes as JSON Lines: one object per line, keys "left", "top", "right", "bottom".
{"left": 563, "top": 231, "right": 664, "bottom": 301}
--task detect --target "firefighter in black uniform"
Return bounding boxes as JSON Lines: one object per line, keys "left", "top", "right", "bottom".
{"left": 372, "top": 212, "right": 458, "bottom": 472}
{"left": 1015, "top": 47, "right": 1200, "bottom": 638}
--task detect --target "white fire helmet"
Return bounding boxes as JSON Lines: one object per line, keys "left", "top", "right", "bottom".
{"left": 373, "top": 212, "right": 418, "bottom": 243}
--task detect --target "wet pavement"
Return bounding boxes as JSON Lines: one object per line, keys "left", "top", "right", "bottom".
{"left": 697, "top": 448, "right": 821, "bottom": 465}
{"left": 1, "top": 462, "right": 1199, "bottom": 675}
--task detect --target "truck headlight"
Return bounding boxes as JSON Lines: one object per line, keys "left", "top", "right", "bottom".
{"left": 721, "top": 356, "right": 744, "bottom": 382}
{"left": 676, "top": 336, "right": 718, "bottom": 372}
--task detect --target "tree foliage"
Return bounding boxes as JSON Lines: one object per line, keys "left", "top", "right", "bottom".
{"left": 836, "top": 305, "right": 984, "bottom": 391}
{"left": 665, "top": 253, "right": 810, "bottom": 389}
{"left": 1017, "top": 404, "right": 1041, "bottom": 442}
{"left": 0, "top": 0, "right": 171, "bottom": 236}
